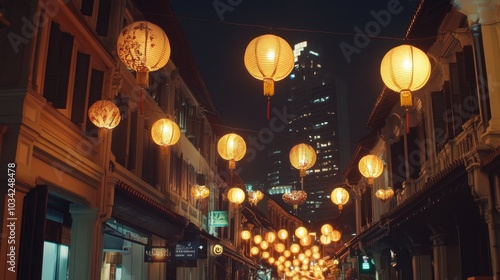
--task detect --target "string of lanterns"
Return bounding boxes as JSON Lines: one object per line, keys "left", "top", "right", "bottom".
{"left": 84, "top": 18, "right": 432, "bottom": 276}
{"left": 239, "top": 224, "right": 343, "bottom": 279}
{"left": 284, "top": 143, "right": 317, "bottom": 209}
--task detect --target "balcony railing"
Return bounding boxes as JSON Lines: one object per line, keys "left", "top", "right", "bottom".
{"left": 395, "top": 115, "right": 481, "bottom": 206}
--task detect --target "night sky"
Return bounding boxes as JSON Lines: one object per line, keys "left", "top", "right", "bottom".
{"left": 168, "top": 0, "right": 422, "bottom": 181}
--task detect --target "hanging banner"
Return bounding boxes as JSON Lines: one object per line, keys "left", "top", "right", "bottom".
{"left": 209, "top": 211, "right": 228, "bottom": 227}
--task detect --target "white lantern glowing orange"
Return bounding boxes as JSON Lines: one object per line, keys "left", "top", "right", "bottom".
{"left": 217, "top": 133, "right": 246, "bottom": 170}
{"left": 358, "top": 154, "right": 384, "bottom": 185}
{"left": 295, "top": 226, "right": 308, "bottom": 239}
{"left": 278, "top": 229, "right": 288, "bottom": 240}
{"left": 253, "top": 234, "right": 262, "bottom": 245}
{"left": 250, "top": 246, "right": 259, "bottom": 256}
{"left": 260, "top": 241, "right": 269, "bottom": 250}
{"left": 88, "top": 100, "right": 121, "bottom": 129}
{"left": 283, "top": 250, "right": 291, "bottom": 258}
{"left": 380, "top": 44, "right": 431, "bottom": 108}
{"left": 151, "top": 118, "right": 181, "bottom": 147}
{"left": 241, "top": 230, "right": 251, "bottom": 241}
{"left": 330, "top": 229, "right": 342, "bottom": 242}
{"left": 321, "top": 224, "right": 333, "bottom": 236}
{"left": 265, "top": 232, "right": 276, "bottom": 243}
{"left": 117, "top": 21, "right": 171, "bottom": 88}
{"left": 290, "top": 243, "right": 300, "bottom": 254}
{"left": 289, "top": 143, "right": 317, "bottom": 178}
{"left": 262, "top": 251, "right": 270, "bottom": 259}
{"left": 300, "top": 235, "right": 312, "bottom": 247}
{"left": 320, "top": 234, "right": 331, "bottom": 245}
{"left": 275, "top": 243, "right": 285, "bottom": 253}
{"left": 244, "top": 34, "right": 294, "bottom": 119}
{"left": 331, "top": 187, "right": 349, "bottom": 212}
{"left": 227, "top": 187, "right": 245, "bottom": 205}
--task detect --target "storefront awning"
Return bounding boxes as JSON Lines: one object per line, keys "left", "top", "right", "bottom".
{"left": 113, "top": 181, "right": 189, "bottom": 240}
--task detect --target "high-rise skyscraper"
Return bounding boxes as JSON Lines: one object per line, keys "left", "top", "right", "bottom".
{"left": 285, "top": 41, "right": 350, "bottom": 224}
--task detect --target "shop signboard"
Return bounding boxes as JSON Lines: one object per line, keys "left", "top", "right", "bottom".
{"left": 175, "top": 240, "right": 199, "bottom": 260}
{"left": 144, "top": 246, "right": 171, "bottom": 262}
{"left": 209, "top": 211, "right": 228, "bottom": 227}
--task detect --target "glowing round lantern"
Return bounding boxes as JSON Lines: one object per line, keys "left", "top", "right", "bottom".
{"left": 265, "top": 232, "right": 276, "bottom": 243}
{"left": 283, "top": 250, "right": 291, "bottom": 258}
{"left": 254, "top": 234, "right": 262, "bottom": 245}
{"left": 278, "top": 229, "right": 288, "bottom": 240}
{"left": 330, "top": 230, "right": 342, "bottom": 242}
{"left": 227, "top": 187, "right": 245, "bottom": 205}
{"left": 248, "top": 190, "right": 264, "bottom": 206}
{"left": 320, "top": 234, "right": 331, "bottom": 245}
{"left": 289, "top": 143, "right": 317, "bottom": 178}
{"left": 260, "top": 240, "right": 269, "bottom": 250}
{"left": 295, "top": 226, "right": 308, "bottom": 239}
{"left": 117, "top": 21, "right": 171, "bottom": 88}
{"left": 293, "top": 259, "right": 301, "bottom": 267}
{"left": 311, "top": 245, "right": 320, "bottom": 253}
{"left": 190, "top": 185, "right": 210, "bottom": 200}
{"left": 151, "top": 118, "right": 181, "bottom": 147}
{"left": 305, "top": 248, "right": 312, "bottom": 256}
{"left": 88, "top": 100, "right": 121, "bottom": 129}
{"left": 290, "top": 243, "right": 300, "bottom": 254}
{"left": 241, "top": 230, "right": 251, "bottom": 241}
{"left": 244, "top": 34, "right": 294, "bottom": 119}
{"left": 375, "top": 187, "right": 395, "bottom": 202}
{"left": 250, "top": 246, "right": 260, "bottom": 256}
{"left": 300, "top": 235, "right": 312, "bottom": 247}
{"left": 312, "top": 252, "right": 321, "bottom": 260}
{"left": 331, "top": 187, "right": 349, "bottom": 212}
{"left": 380, "top": 44, "right": 431, "bottom": 108}
{"left": 278, "top": 256, "right": 286, "bottom": 263}
{"left": 284, "top": 260, "right": 292, "bottom": 268}
{"left": 262, "top": 251, "right": 270, "bottom": 259}
{"left": 275, "top": 243, "right": 285, "bottom": 253}
{"left": 358, "top": 154, "right": 384, "bottom": 185}
{"left": 268, "top": 257, "right": 275, "bottom": 264}
{"left": 321, "top": 224, "right": 333, "bottom": 236}
{"left": 217, "top": 133, "right": 246, "bottom": 170}
{"left": 298, "top": 253, "right": 305, "bottom": 261}
{"left": 282, "top": 190, "right": 308, "bottom": 209}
